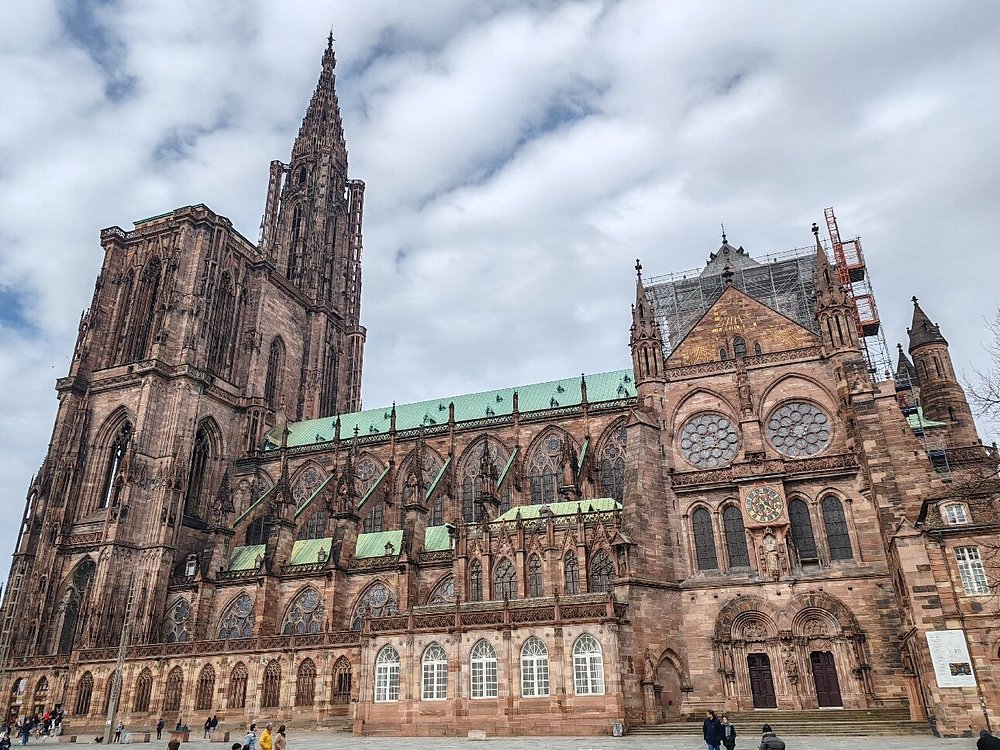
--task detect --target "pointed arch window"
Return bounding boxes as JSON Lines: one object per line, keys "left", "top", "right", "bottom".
{"left": 264, "top": 337, "right": 285, "bottom": 410}
{"left": 421, "top": 643, "right": 448, "bottom": 700}
{"left": 754, "top": 342, "right": 763, "bottom": 355}
{"left": 589, "top": 549, "right": 615, "bottom": 593}
{"left": 123, "top": 257, "right": 161, "bottom": 363}
{"left": 162, "top": 667, "right": 183, "bottom": 713}
{"left": 246, "top": 516, "right": 272, "bottom": 545}
{"left": 493, "top": 558, "right": 517, "bottom": 601}
{"left": 470, "top": 640, "right": 498, "bottom": 699}
{"left": 287, "top": 206, "right": 303, "bottom": 280}
{"left": 350, "top": 584, "right": 398, "bottom": 630}
{"left": 162, "top": 598, "right": 191, "bottom": 643}
{"left": 527, "top": 554, "right": 544, "bottom": 598}
{"left": 788, "top": 499, "right": 818, "bottom": 562}
{"left": 111, "top": 270, "right": 135, "bottom": 365}
{"left": 74, "top": 671, "right": 93, "bottom": 716}
{"left": 100, "top": 423, "right": 132, "bottom": 509}
{"left": 282, "top": 587, "right": 323, "bottom": 634}
{"left": 296, "top": 659, "right": 316, "bottom": 707}
{"left": 228, "top": 663, "right": 248, "bottom": 709}
{"left": 362, "top": 498, "right": 384, "bottom": 533}
{"left": 297, "top": 508, "right": 329, "bottom": 540}
{"left": 572, "top": 634, "right": 605, "bottom": 695}
{"left": 720, "top": 347, "right": 729, "bottom": 361}
{"left": 428, "top": 575, "right": 455, "bottom": 605}
{"left": 102, "top": 673, "right": 119, "bottom": 714}
{"left": 333, "top": 657, "right": 352, "bottom": 704}
{"left": 564, "top": 552, "right": 580, "bottom": 594}
{"left": 217, "top": 593, "right": 255, "bottom": 639}
{"left": 184, "top": 426, "right": 211, "bottom": 518}
{"left": 520, "top": 637, "right": 550, "bottom": 697}
{"left": 692, "top": 507, "right": 719, "bottom": 570}
{"left": 207, "top": 272, "right": 237, "bottom": 375}
{"left": 598, "top": 425, "right": 627, "bottom": 502}
{"left": 59, "top": 560, "right": 95, "bottom": 655}
{"left": 430, "top": 492, "right": 445, "bottom": 527}
{"left": 374, "top": 646, "right": 400, "bottom": 702}
{"left": 733, "top": 336, "right": 748, "bottom": 358}
{"left": 822, "top": 496, "right": 853, "bottom": 560}
{"left": 469, "top": 560, "right": 483, "bottom": 602}
{"left": 32, "top": 677, "right": 49, "bottom": 711}
{"left": 261, "top": 660, "right": 281, "bottom": 708}
{"left": 527, "top": 432, "right": 566, "bottom": 504}
{"left": 132, "top": 669, "right": 152, "bottom": 713}
{"left": 194, "top": 665, "right": 215, "bottom": 711}
{"left": 723, "top": 506, "right": 750, "bottom": 568}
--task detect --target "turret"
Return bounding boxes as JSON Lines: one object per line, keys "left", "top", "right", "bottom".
{"left": 812, "top": 223, "right": 858, "bottom": 355}
{"left": 629, "top": 259, "right": 666, "bottom": 409}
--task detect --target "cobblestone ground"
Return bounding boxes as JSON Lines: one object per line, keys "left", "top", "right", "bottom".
{"left": 121, "top": 732, "right": 976, "bottom": 750}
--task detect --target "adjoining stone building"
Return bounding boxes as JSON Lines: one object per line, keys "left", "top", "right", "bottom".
{"left": 2, "top": 37, "right": 997, "bottom": 738}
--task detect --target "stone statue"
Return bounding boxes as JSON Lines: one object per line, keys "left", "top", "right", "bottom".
{"left": 643, "top": 648, "right": 656, "bottom": 681}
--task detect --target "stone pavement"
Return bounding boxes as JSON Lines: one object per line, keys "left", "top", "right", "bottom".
{"left": 131, "top": 732, "right": 976, "bottom": 750}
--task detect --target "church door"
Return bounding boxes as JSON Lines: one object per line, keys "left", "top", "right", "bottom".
{"left": 748, "top": 653, "right": 777, "bottom": 708}
{"left": 810, "top": 651, "right": 843, "bottom": 708}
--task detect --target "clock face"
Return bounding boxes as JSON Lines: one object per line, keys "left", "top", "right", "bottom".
{"left": 744, "top": 486, "right": 783, "bottom": 524}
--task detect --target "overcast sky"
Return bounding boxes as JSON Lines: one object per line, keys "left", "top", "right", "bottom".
{"left": 1, "top": 1, "right": 998, "bottom": 568}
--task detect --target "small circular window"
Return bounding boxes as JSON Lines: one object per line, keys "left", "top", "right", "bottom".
{"left": 766, "top": 401, "right": 831, "bottom": 457}
{"left": 678, "top": 412, "right": 740, "bottom": 469}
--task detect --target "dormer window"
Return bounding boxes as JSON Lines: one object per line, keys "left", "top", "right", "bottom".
{"left": 184, "top": 554, "right": 197, "bottom": 577}
{"left": 941, "top": 502, "right": 969, "bottom": 525}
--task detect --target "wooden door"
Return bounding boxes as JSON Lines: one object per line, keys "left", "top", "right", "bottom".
{"left": 811, "top": 651, "right": 843, "bottom": 707}
{"left": 748, "top": 653, "right": 777, "bottom": 708}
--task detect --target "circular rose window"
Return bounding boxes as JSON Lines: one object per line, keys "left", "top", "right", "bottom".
{"left": 678, "top": 412, "right": 740, "bottom": 469}
{"left": 766, "top": 401, "right": 831, "bottom": 457}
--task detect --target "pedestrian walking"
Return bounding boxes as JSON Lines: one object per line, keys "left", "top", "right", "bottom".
{"left": 721, "top": 715, "right": 737, "bottom": 750}
{"left": 759, "top": 724, "right": 786, "bottom": 750}
{"left": 703, "top": 710, "right": 725, "bottom": 750}
{"left": 273, "top": 726, "right": 285, "bottom": 750}
{"left": 259, "top": 723, "right": 273, "bottom": 750}
{"left": 243, "top": 724, "right": 257, "bottom": 750}
{"left": 155, "top": 720, "right": 164, "bottom": 741}
{"left": 979, "top": 729, "right": 1000, "bottom": 750}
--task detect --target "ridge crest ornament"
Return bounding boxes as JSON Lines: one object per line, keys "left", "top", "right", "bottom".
{"left": 744, "top": 486, "right": 783, "bottom": 524}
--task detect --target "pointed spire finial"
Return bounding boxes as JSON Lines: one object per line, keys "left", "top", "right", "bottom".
{"left": 912, "top": 295, "right": 919, "bottom": 305}
{"left": 635, "top": 258, "right": 642, "bottom": 280}
{"left": 812, "top": 222, "right": 819, "bottom": 237}
{"left": 721, "top": 223, "right": 727, "bottom": 244}
{"left": 897, "top": 342, "right": 903, "bottom": 353}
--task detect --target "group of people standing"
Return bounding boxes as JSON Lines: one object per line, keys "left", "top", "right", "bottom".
{"left": 703, "top": 710, "right": 784, "bottom": 750}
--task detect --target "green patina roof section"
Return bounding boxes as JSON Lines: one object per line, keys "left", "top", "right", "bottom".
{"left": 235, "top": 483, "right": 277, "bottom": 525}
{"left": 497, "top": 447, "right": 518, "bottom": 487}
{"left": 426, "top": 456, "right": 451, "bottom": 499}
{"left": 424, "top": 525, "right": 453, "bottom": 552}
{"left": 578, "top": 438, "right": 589, "bottom": 472}
{"left": 355, "top": 530, "right": 403, "bottom": 559}
{"left": 359, "top": 465, "right": 391, "bottom": 510}
{"left": 295, "top": 474, "right": 335, "bottom": 519}
{"left": 290, "top": 537, "right": 332, "bottom": 565}
{"left": 908, "top": 406, "right": 947, "bottom": 430}
{"left": 229, "top": 544, "right": 265, "bottom": 571}
{"left": 265, "top": 368, "right": 634, "bottom": 449}
{"left": 494, "top": 497, "right": 620, "bottom": 523}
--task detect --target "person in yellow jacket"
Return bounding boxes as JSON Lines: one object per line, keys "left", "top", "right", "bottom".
{"left": 259, "top": 724, "right": 273, "bottom": 750}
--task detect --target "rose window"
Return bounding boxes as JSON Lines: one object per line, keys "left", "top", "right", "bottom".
{"left": 678, "top": 412, "right": 739, "bottom": 469}
{"left": 766, "top": 402, "right": 831, "bottom": 457}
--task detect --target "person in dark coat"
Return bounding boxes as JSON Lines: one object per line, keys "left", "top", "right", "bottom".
{"left": 721, "top": 715, "right": 737, "bottom": 750}
{"left": 155, "top": 720, "right": 164, "bottom": 740}
{"left": 759, "top": 724, "right": 785, "bottom": 750}
{"left": 978, "top": 729, "right": 1000, "bottom": 750}
{"left": 703, "top": 710, "right": 725, "bottom": 750}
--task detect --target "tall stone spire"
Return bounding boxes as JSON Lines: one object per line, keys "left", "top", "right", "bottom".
{"left": 291, "top": 31, "right": 347, "bottom": 167}
{"left": 907, "top": 297, "right": 948, "bottom": 350}
{"left": 811, "top": 223, "right": 857, "bottom": 355}
{"left": 630, "top": 259, "right": 666, "bottom": 400}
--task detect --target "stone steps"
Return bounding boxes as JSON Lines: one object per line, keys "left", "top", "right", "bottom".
{"left": 631, "top": 708, "right": 930, "bottom": 737}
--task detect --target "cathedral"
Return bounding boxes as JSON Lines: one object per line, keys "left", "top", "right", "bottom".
{"left": 2, "top": 38, "right": 998, "bottom": 738}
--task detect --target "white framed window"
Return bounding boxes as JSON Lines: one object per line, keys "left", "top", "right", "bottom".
{"left": 572, "top": 634, "right": 605, "bottom": 695}
{"left": 470, "top": 639, "right": 498, "bottom": 699}
{"left": 373, "top": 646, "right": 400, "bottom": 702}
{"left": 955, "top": 547, "right": 990, "bottom": 595}
{"left": 421, "top": 643, "right": 448, "bottom": 700}
{"left": 942, "top": 503, "right": 969, "bottom": 525}
{"left": 520, "top": 637, "right": 550, "bottom": 698}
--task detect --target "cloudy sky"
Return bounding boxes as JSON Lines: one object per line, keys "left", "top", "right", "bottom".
{"left": 1, "top": 0, "right": 999, "bottom": 565}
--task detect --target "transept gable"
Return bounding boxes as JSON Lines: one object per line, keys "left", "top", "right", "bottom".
{"left": 666, "top": 286, "right": 819, "bottom": 367}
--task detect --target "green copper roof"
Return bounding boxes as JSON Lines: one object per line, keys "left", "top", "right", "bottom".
{"left": 354, "top": 530, "right": 403, "bottom": 559}
{"left": 265, "top": 368, "right": 634, "bottom": 450}
{"left": 424, "top": 525, "right": 453, "bottom": 553}
{"left": 426, "top": 456, "right": 451, "bottom": 500}
{"left": 907, "top": 406, "right": 946, "bottom": 430}
{"left": 494, "top": 497, "right": 620, "bottom": 522}
{"left": 295, "top": 474, "right": 335, "bottom": 518}
{"left": 229, "top": 544, "right": 265, "bottom": 571}
{"left": 359, "top": 465, "right": 391, "bottom": 510}
{"left": 290, "top": 537, "right": 332, "bottom": 565}
{"left": 235, "top": 483, "right": 276, "bottom": 525}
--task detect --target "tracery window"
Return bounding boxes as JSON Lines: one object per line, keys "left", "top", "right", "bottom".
{"left": 292, "top": 466, "right": 324, "bottom": 505}
{"left": 955, "top": 547, "right": 990, "bottom": 595}
{"left": 228, "top": 663, "right": 248, "bottom": 709}
{"left": 598, "top": 424, "right": 627, "bottom": 502}
{"left": 564, "top": 552, "right": 580, "bottom": 594}
{"left": 589, "top": 549, "right": 615, "bottom": 593}
{"left": 207, "top": 272, "right": 237, "bottom": 375}
{"left": 733, "top": 336, "right": 748, "bottom": 358}
{"left": 184, "top": 426, "right": 211, "bottom": 518}
{"left": 362, "top": 498, "right": 385, "bottom": 533}
{"left": 788, "top": 499, "right": 818, "bottom": 562}
{"left": 469, "top": 560, "right": 483, "bottom": 602}
{"left": 246, "top": 515, "right": 272, "bottom": 545}
{"left": 520, "top": 637, "right": 550, "bottom": 697}
{"left": 470, "top": 640, "right": 498, "bottom": 699}
{"left": 429, "top": 492, "right": 445, "bottom": 527}
{"left": 374, "top": 646, "right": 400, "bottom": 702}
{"left": 428, "top": 576, "right": 455, "bottom": 605}
{"left": 421, "top": 643, "right": 448, "bottom": 700}
{"left": 74, "top": 671, "right": 93, "bottom": 716}
{"left": 356, "top": 456, "right": 381, "bottom": 498}
{"left": 332, "top": 657, "right": 352, "bottom": 703}
{"left": 162, "top": 667, "right": 183, "bottom": 713}
{"left": 296, "top": 659, "right": 316, "bottom": 707}
{"left": 723, "top": 506, "right": 750, "bottom": 568}
{"left": 572, "top": 634, "right": 605, "bottom": 695}
{"left": 100, "top": 423, "right": 132, "bottom": 509}
{"left": 194, "top": 665, "right": 215, "bottom": 711}
{"left": 527, "top": 554, "right": 544, "bottom": 598}
{"left": 261, "top": 660, "right": 281, "bottom": 708}
{"left": 297, "top": 508, "right": 329, "bottom": 540}
{"left": 766, "top": 401, "right": 832, "bottom": 458}
{"left": 102, "top": 673, "right": 119, "bottom": 714}
{"left": 526, "top": 432, "right": 567, "bottom": 504}
{"left": 350, "top": 584, "right": 398, "bottom": 630}
{"left": 162, "top": 598, "right": 191, "bottom": 643}
{"left": 132, "top": 669, "right": 152, "bottom": 713}
{"left": 821, "top": 496, "right": 853, "bottom": 560}
{"left": 461, "top": 438, "right": 510, "bottom": 523}
{"left": 692, "top": 507, "right": 719, "bottom": 570}
{"left": 493, "top": 557, "right": 517, "bottom": 601}
{"left": 59, "top": 559, "right": 96, "bottom": 655}
{"left": 217, "top": 593, "right": 255, "bottom": 639}
{"left": 264, "top": 337, "right": 285, "bottom": 410}
{"left": 282, "top": 587, "right": 323, "bottom": 635}
{"left": 123, "top": 257, "right": 161, "bottom": 363}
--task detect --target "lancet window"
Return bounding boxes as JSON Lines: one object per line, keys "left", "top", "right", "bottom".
{"left": 526, "top": 432, "right": 567, "bottom": 505}
{"left": 598, "top": 424, "right": 627, "bottom": 502}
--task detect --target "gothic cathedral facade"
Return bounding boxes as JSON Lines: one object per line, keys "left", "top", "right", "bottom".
{"left": 2, "top": 39, "right": 997, "bottom": 738}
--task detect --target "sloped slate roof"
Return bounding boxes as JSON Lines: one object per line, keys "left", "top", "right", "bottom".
{"left": 229, "top": 544, "right": 265, "bottom": 571}
{"left": 265, "top": 368, "right": 635, "bottom": 450}
{"left": 354, "top": 530, "right": 403, "bottom": 558}
{"left": 494, "top": 497, "right": 620, "bottom": 522}
{"left": 424, "top": 525, "right": 453, "bottom": 552}
{"left": 290, "top": 537, "right": 332, "bottom": 565}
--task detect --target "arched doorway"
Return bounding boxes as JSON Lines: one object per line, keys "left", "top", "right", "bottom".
{"left": 810, "top": 651, "right": 843, "bottom": 707}
{"left": 655, "top": 657, "right": 683, "bottom": 722}
{"left": 747, "top": 653, "right": 777, "bottom": 708}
